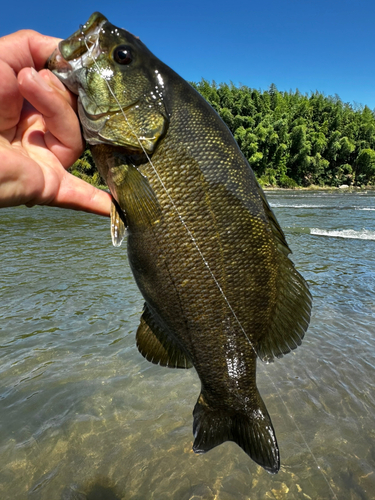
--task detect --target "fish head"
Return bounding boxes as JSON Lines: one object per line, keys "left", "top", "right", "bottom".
{"left": 48, "top": 12, "right": 169, "bottom": 154}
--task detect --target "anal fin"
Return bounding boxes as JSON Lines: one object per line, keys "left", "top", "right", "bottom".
{"left": 136, "top": 304, "right": 193, "bottom": 369}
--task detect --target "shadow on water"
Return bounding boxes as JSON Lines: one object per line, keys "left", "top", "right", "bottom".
{"left": 339, "top": 470, "right": 368, "bottom": 500}
{"left": 61, "top": 477, "right": 122, "bottom": 500}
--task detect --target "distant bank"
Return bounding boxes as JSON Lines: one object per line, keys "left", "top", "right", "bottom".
{"left": 69, "top": 80, "right": 375, "bottom": 190}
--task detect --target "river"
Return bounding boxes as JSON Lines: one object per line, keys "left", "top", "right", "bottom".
{"left": 0, "top": 190, "right": 374, "bottom": 499}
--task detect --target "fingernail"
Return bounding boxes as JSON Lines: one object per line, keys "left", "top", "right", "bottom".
{"left": 30, "top": 67, "right": 52, "bottom": 92}
{"left": 42, "top": 70, "right": 67, "bottom": 92}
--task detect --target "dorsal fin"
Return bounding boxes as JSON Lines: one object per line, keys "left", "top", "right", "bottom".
{"left": 257, "top": 259, "right": 312, "bottom": 362}
{"left": 136, "top": 305, "right": 193, "bottom": 369}
{"left": 252, "top": 185, "right": 312, "bottom": 362}
{"left": 256, "top": 245, "right": 312, "bottom": 362}
{"left": 259, "top": 186, "right": 291, "bottom": 257}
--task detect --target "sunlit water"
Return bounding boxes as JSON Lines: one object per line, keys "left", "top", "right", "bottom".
{"left": 0, "top": 190, "right": 374, "bottom": 500}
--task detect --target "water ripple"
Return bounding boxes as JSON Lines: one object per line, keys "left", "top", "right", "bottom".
{"left": 1, "top": 197, "right": 375, "bottom": 499}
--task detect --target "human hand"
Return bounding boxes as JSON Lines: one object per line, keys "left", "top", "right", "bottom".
{"left": 0, "top": 30, "right": 111, "bottom": 216}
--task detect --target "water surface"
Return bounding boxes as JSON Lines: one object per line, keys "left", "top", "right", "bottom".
{"left": 1, "top": 191, "right": 374, "bottom": 499}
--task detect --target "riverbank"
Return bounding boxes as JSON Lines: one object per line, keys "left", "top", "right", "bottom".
{"left": 262, "top": 184, "right": 374, "bottom": 192}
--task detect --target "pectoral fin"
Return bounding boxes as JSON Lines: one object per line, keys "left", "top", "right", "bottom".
{"left": 109, "top": 163, "right": 162, "bottom": 227}
{"left": 136, "top": 304, "right": 193, "bottom": 369}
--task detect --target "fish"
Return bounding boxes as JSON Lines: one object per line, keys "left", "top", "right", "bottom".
{"left": 48, "top": 12, "right": 312, "bottom": 474}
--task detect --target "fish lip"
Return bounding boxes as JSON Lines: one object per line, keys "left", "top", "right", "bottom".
{"left": 59, "top": 12, "right": 107, "bottom": 62}
{"left": 82, "top": 100, "right": 140, "bottom": 121}
{"left": 48, "top": 13, "right": 107, "bottom": 79}
{"left": 47, "top": 47, "right": 72, "bottom": 74}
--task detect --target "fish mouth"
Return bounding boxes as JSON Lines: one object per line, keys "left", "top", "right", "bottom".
{"left": 59, "top": 12, "right": 107, "bottom": 63}
{"left": 48, "top": 12, "right": 108, "bottom": 90}
{"left": 47, "top": 47, "right": 72, "bottom": 75}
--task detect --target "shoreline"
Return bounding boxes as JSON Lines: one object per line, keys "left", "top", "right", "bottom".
{"left": 262, "top": 184, "right": 374, "bottom": 192}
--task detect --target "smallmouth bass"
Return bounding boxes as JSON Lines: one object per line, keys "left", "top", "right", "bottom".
{"left": 48, "top": 12, "right": 312, "bottom": 474}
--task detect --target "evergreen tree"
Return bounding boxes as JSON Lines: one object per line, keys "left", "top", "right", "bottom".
{"left": 73, "top": 80, "right": 375, "bottom": 188}
{"left": 191, "top": 79, "right": 375, "bottom": 187}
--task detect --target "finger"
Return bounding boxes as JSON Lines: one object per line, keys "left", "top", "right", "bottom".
{"left": 18, "top": 67, "right": 84, "bottom": 167}
{"left": 39, "top": 69, "right": 78, "bottom": 111}
{"left": 6, "top": 108, "right": 110, "bottom": 216}
{"left": 0, "top": 31, "right": 60, "bottom": 136}
{"left": 0, "top": 60, "right": 23, "bottom": 134}
{"left": 0, "top": 30, "right": 60, "bottom": 72}
{"left": 50, "top": 170, "right": 111, "bottom": 216}
{"left": 0, "top": 145, "right": 45, "bottom": 209}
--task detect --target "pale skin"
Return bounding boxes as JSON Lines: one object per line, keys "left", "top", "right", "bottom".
{"left": 0, "top": 30, "right": 111, "bottom": 216}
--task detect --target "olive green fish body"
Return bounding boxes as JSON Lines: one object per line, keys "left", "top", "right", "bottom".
{"left": 49, "top": 12, "right": 312, "bottom": 474}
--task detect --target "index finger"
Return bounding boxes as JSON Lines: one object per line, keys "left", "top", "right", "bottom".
{"left": 0, "top": 30, "right": 60, "bottom": 72}
{"left": 0, "top": 30, "right": 61, "bottom": 134}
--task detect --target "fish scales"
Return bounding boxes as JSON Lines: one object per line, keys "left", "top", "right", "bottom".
{"left": 48, "top": 12, "right": 312, "bottom": 474}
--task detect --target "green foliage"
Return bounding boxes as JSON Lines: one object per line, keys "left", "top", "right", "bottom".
{"left": 191, "top": 80, "right": 375, "bottom": 187}
{"left": 69, "top": 149, "right": 106, "bottom": 188}
{"left": 72, "top": 82, "right": 375, "bottom": 189}
{"left": 355, "top": 149, "right": 375, "bottom": 184}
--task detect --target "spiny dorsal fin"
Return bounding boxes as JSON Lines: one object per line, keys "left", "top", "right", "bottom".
{"left": 136, "top": 304, "right": 193, "bottom": 369}
{"left": 254, "top": 186, "right": 312, "bottom": 362}
{"left": 259, "top": 186, "right": 291, "bottom": 257}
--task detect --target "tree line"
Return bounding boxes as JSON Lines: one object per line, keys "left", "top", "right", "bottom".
{"left": 72, "top": 80, "right": 375, "bottom": 188}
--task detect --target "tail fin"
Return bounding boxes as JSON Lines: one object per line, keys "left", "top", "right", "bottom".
{"left": 192, "top": 392, "right": 280, "bottom": 474}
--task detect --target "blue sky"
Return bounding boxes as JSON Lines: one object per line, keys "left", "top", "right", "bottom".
{"left": 2, "top": 0, "right": 375, "bottom": 108}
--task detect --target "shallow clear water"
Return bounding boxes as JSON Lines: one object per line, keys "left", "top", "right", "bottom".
{"left": 0, "top": 191, "right": 374, "bottom": 500}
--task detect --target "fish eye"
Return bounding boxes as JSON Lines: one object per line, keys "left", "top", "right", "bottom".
{"left": 113, "top": 45, "right": 133, "bottom": 65}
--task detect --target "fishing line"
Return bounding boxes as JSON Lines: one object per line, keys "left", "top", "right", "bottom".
{"left": 264, "top": 371, "right": 338, "bottom": 499}
{"left": 82, "top": 32, "right": 258, "bottom": 357}
{"left": 82, "top": 31, "right": 337, "bottom": 497}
